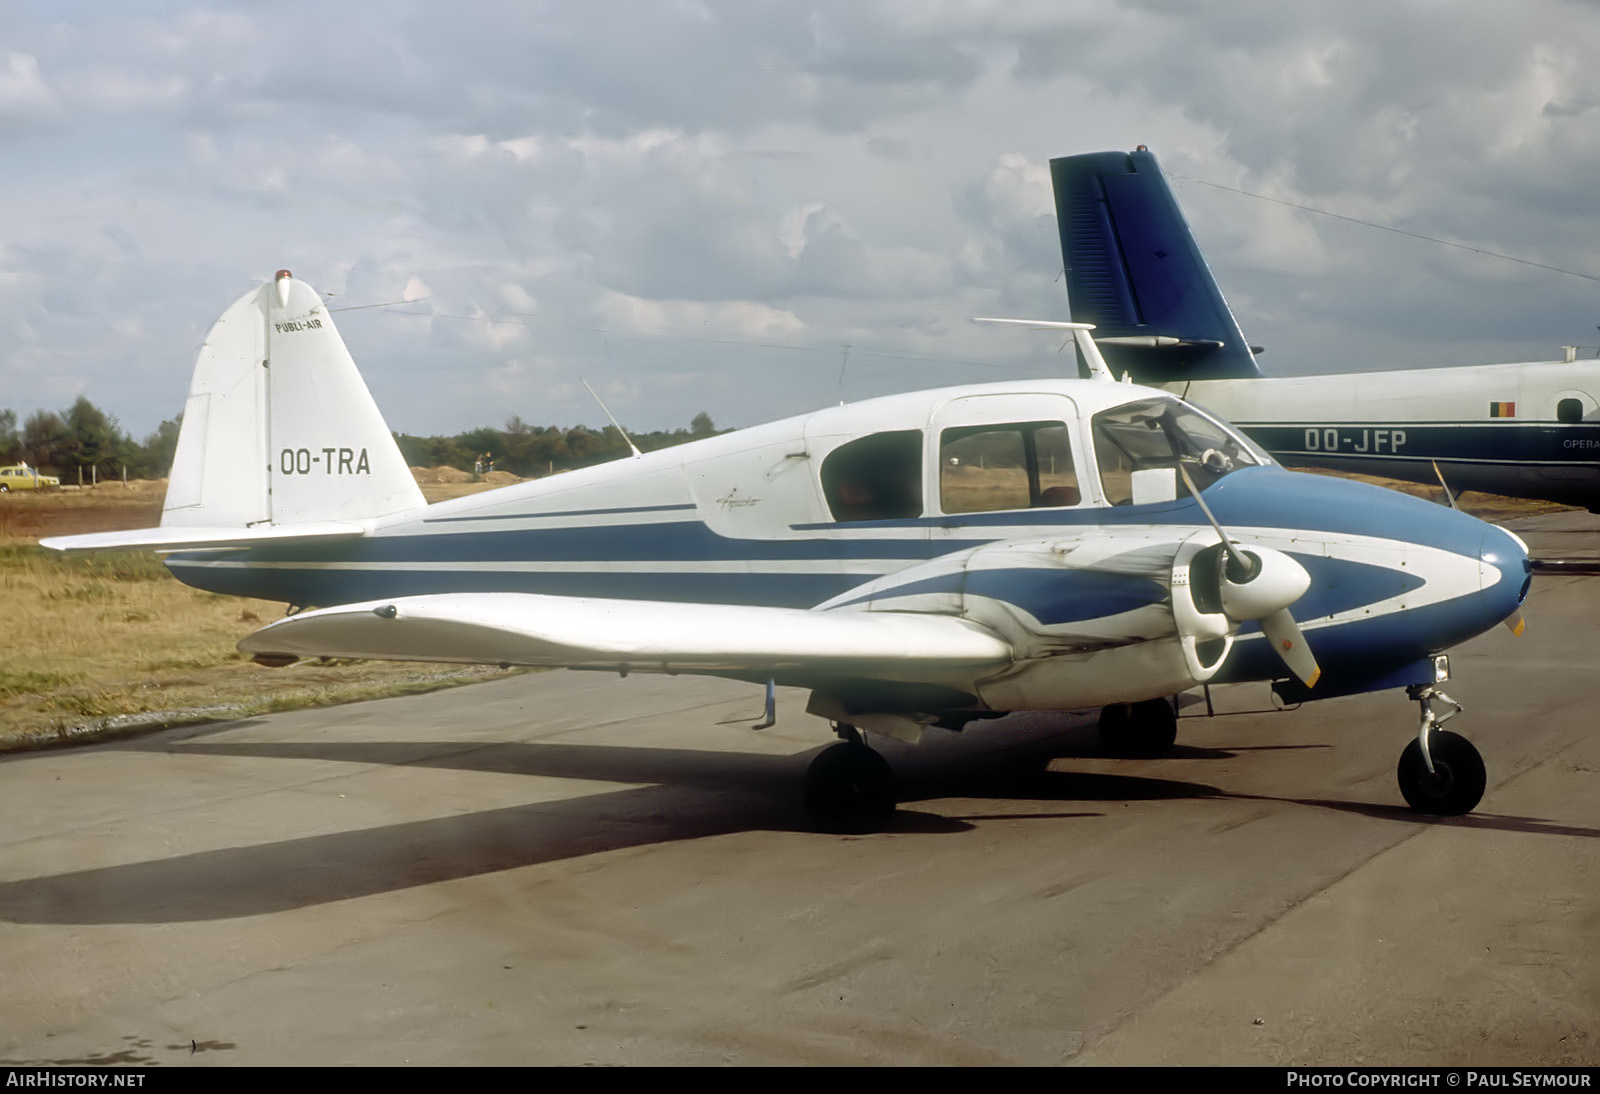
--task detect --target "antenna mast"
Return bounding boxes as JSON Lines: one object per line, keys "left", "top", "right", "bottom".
{"left": 581, "top": 378, "right": 643, "bottom": 458}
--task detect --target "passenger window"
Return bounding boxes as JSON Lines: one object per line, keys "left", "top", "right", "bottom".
{"left": 1558, "top": 398, "right": 1584, "bottom": 424}
{"left": 939, "top": 421, "right": 1079, "bottom": 514}
{"left": 820, "top": 430, "right": 924, "bottom": 521}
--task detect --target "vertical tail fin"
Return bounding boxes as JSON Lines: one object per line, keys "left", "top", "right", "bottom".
{"left": 163, "top": 270, "right": 424, "bottom": 529}
{"left": 1050, "top": 149, "right": 1263, "bottom": 381}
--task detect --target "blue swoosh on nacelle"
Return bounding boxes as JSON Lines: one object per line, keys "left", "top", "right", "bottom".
{"left": 835, "top": 568, "right": 1169, "bottom": 624}
{"left": 846, "top": 555, "right": 1425, "bottom": 626}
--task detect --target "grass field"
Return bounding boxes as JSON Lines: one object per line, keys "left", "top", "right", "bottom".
{"left": 0, "top": 476, "right": 521, "bottom": 752}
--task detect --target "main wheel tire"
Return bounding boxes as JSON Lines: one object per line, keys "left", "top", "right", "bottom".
{"left": 1098, "top": 698, "right": 1178, "bottom": 757}
{"left": 803, "top": 742, "right": 896, "bottom": 834}
{"left": 1397, "top": 730, "right": 1486, "bottom": 815}
{"left": 0, "top": 483, "right": 8, "bottom": 492}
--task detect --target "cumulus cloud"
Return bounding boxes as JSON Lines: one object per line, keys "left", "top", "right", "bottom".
{"left": 1, "top": 0, "right": 1597, "bottom": 438}
{"left": 0, "top": 51, "right": 58, "bottom": 127}
{"left": 595, "top": 290, "right": 805, "bottom": 341}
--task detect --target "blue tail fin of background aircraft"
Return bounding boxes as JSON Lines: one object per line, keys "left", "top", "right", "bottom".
{"left": 1051, "top": 148, "right": 1263, "bottom": 381}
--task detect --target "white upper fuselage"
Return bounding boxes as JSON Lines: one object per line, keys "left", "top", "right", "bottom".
{"left": 172, "top": 376, "right": 1174, "bottom": 609}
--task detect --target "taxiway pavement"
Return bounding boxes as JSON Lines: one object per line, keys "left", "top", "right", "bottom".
{"left": 0, "top": 512, "right": 1594, "bottom": 1066}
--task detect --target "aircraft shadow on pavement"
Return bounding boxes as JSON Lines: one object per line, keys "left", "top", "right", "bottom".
{"left": 1257, "top": 795, "right": 1600, "bottom": 840}
{"left": 3, "top": 730, "right": 1588, "bottom": 926}
{"left": 0, "top": 732, "right": 1233, "bottom": 926}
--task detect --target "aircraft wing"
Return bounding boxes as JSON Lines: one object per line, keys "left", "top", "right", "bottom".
{"left": 237, "top": 592, "right": 1014, "bottom": 676}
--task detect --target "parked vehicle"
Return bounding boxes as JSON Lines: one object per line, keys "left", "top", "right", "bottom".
{"left": 0, "top": 463, "right": 61, "bottom": 492}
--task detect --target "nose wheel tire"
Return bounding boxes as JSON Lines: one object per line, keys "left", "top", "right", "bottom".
{"left": 1098, "top": 698, "right": 1178, "bottom": 757}
{"left": 1396, "top": 730, "right": 1485, "bottom": 815}
{"left": 804, "top": 741, "right": 896, "bottom": 834}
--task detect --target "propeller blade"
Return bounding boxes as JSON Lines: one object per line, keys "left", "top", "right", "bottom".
{"left": 1502, "top": 608, "right": 1526, "bottom": 637}
{"left": 1177, "top": 462, "right": 1256, "bottom": 578}
{"left": 1260, "top": 608, "right": 1321, "bottom": 688}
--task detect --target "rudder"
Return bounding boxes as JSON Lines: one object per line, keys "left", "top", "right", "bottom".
{"left": 1051, "top": 149, "right": 1262, "bottom": 381}
{"left": 163, "top": 270, "right": 424, "bottom": 529}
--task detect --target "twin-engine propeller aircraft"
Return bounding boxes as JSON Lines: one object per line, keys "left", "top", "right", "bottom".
{"left": 1051, "top": 147, "right": 1600, "bottom": 511}
{"left": 45, "top": 271, "right": 1532, "bottom": 831}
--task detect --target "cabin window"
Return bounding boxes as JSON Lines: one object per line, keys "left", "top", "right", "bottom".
{"left": 939, "top": 421, "right": 1080, "bottom": 514}
{"left": 820, "top": 430, "right": 924, "bottom": 522}
{"left": 1558, "top": 398, "right": 1584, "bottom": 424}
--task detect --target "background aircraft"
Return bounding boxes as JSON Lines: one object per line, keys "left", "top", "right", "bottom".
{"left": 1051, "top": 148, "right": 1600, "bottom": 510}
{"left": 46, "top": 272, "right": 1530, "bottom": 831}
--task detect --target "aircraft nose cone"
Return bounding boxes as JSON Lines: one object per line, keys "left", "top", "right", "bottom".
{"left": 1479, "top": 523, "right": 1532, "bottom": 620}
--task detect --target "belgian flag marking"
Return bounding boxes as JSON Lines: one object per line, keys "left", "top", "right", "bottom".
{"left": 1489, "top": 401, "right": 1516, "bottom": 418}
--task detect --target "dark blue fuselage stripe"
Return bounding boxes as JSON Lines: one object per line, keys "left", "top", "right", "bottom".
{"left": 209, "top": 522, "right": 986, "bottom": 565}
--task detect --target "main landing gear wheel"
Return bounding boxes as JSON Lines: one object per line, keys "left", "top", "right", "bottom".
{"left": 1396, "top": 730, "right": 1486, "bottom": 815}
{"left": 804, "top": 740, "right": 896, "bottom": 834}
{"left": 1098, "top": 698, "right": 1178, "bottom": 757}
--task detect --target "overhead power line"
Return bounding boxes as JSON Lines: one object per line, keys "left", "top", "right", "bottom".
{"left": 1171, "top": 174, "right": 1600, "bottom": 284}
{"left": 326, "top": 303, "right": 1042, "bottom": 373}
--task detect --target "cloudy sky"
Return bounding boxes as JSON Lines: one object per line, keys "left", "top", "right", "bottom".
{"left": 4, "top": 0, "right": 1599, "bottom": 441}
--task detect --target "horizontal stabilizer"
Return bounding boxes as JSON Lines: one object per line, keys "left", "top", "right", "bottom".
{"left": 238, "top": 592, "right": 1014, "bottom": 675}
{"left": 42, "top": 522, "right": 369, "bottom": 554}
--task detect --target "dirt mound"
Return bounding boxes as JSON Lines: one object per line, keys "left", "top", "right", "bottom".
{"left": 409, "top": 465, "right": 475, "bottom": 484}
{"left": 408, "top": 466, "right": 522, "bottom": 486}
{"left": 109, "top": 478, "right": 169, "bottom": 497}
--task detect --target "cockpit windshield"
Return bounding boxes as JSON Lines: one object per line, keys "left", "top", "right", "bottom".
{"left": 1091, "top": 397, "right": 1270, "bottom": 505}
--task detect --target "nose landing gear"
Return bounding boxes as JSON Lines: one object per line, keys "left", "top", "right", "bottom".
{"left": 1396, "top": 683, "right": 1486, "bottom": 815}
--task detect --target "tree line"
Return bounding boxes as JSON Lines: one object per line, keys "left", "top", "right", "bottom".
{"left": 396, "top": 410, "right": 720, "bottom": 478}
{"left": 0, "top": 399, "right": 180, "bottom": 482}
{"left": 0, "top": 398, "right": 722, "bottom": 482}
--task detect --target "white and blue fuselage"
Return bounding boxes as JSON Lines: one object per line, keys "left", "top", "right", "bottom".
{"left": 163, "top": 378, "right": 1529, "bottom": 709}
{"left": 42, "top": 273, "right": 1533, "bottom": 819}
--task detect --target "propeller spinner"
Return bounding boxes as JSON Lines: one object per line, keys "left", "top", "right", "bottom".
{"left": 1179, "top": 463, "right": 1321, "bottom": 688}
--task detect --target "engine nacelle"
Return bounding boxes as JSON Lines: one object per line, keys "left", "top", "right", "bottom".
{"left": 817, "top": 528, "right": 1247, "bottom": 709}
